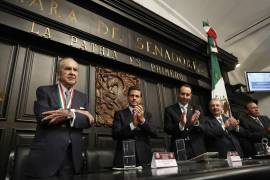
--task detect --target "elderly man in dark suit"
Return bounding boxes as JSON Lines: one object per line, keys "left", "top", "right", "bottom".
{"left": 25, "top": 57, "right": 94, "bottom": 178}
{"left": 112, "top": 86, "right": 157, "bottom": 167}
{"left": 164, "top": 84, "right": 206, "bottom": 160}
{"left": 203, "top": 98, "right": 244, "bottom": 158}
{"left": 239, "top": 101, "right": 270, "bottom": 156}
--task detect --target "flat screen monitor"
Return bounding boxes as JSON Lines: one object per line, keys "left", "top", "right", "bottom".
{"left": 245, "top": 72, "right": 270, "bottom": 92}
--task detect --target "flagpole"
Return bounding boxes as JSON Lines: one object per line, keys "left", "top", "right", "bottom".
{"left": 203, "top": 21, "right": 232, "bottom": 118}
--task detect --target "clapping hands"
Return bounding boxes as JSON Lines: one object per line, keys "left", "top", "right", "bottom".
{"left": 191, "top": 110, "right": 201, "bottom": 125}
{"left": 225, "top": 117, "right": 239, "bottom": 128}
{"left": 132, "top": 105, "right": 145, "bottom": 127}
{"left": 42, "top": 108, "right": 95, "bottom": 125}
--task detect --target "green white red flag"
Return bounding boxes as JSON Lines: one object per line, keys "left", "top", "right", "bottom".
{"left": 203, "top": 21, "right": 231, "bottom": 117}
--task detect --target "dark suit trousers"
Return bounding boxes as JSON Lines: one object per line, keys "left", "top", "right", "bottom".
{"left": 56, "top": 144, "right": 75, "bottom": 176}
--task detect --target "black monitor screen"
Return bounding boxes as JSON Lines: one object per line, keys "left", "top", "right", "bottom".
{"left": 246, "top": 72, "right": 270, "bottom": 92}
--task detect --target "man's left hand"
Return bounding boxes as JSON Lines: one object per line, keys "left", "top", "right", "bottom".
{"left": 42, "top": 109, "right": 71, "bottom": 124}
{"left": 191, "top": 110, "right": 200, "bottom": 124}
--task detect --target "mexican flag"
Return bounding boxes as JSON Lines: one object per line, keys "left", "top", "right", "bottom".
{"left": 203, "top": 21, "right": 231, "bottom": 117}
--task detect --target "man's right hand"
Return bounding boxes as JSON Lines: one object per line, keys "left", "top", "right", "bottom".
{"left": 179, "top": 113, "right": 187, "bottom": 126}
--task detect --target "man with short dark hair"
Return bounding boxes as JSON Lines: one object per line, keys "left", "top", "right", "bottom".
{"left": 239, "top": 101, "right": 270, "bottom": 156}
{"left": 164, "top": 84, "right": 206, "bottom": 160}
{"left": 112, "top": 86, "right": 157, "bottom": 167}
{"left": 25, "top": 57, "right": 94, "bottom": 177}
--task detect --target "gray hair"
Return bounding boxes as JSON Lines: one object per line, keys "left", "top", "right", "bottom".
{"left": 56, "top": 57, "right": 77, "bottom": 72}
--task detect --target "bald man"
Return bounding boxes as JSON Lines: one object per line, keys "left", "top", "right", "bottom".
{"left": 25, "top": 57, "right": 94, "bottom": 178}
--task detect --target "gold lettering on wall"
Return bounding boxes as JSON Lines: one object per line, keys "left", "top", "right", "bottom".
{"left": 112, "top": 51, "right": 117, "bottom": 60}
{"left": 69, "top": 35, "right": 118, "bottom": 60}
{"left": 129, "top": 56, "right": 142, "bottom": 67}
{"left": 99, "top": 46, "right": 105, "bottom": 56}
{"left": 15, "top": 0, "right": 207, "bottom": 77}
{"left": 27, "top": 21, "right": 205, "bottom": 80}
{"left": 112, "top": 27, "right": 120, "bottom": 40}
{"left": 28, "top": 21, "right": 191, "bottom": 81}
{"left": 50, "top": 0, "right": 59, "bottom": 17}
{"left": 30, "top": 21, "right": 39, "bottom": 35}
{"left": 70, "top": 36, "right": 77, "bottom": 46}
{"left": 171, "top": 52, "right": 178, "bottom": 63}
{"left": 146, "top": 41, "right": 155, "bottom": 55}
{"left": 164, "top": 49, "right": 171, "bottom": 61}
{"left": 136, "top": 37, "right": 144, "bottom": 50}
{"left": 95, "top": 67, "right": 139, "bottom": 126}
{"left": 150, "top": 63, "right": 184, "bottom": 81}
{"left": 135, "top": 36, "right": 202, "bottom": 73}
{"left": 98, "top": 20, "right": 109, "bottom": 35}
{"left": 43, "top": 27, "right": 51, "bottom": 39}
{"left": 97, "top": 20, "right": 123, "bottom": 42}
{"left": 29, "top": 0, "right": 44, "bottom": 11}
{"left": 89, "top": 43, "right": 97, "bottom": 53}
{"left": 30, "top": 21, "right": 51, "bottom": 39}
{"left": 154, "top": 45, "right": 163, "bottom": 58}
{"left": 80, "top": 40, "right": 87, "bottom": 50}
{"left": 67, "top": 9, "right": 77, "bottom": 23}
{"left": 20, "top": 0, "right": 78, "bottom": 23}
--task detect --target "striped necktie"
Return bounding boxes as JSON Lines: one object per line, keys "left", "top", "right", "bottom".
{"left": 255, "top": 118, "right": 264, "bottom": 127}
{"left": 65, "top": 91, "right": 71, "bottom": 107}
{"left": 217, "top": 117, "right": 225, "bottom": 130}
{"left": 181, "top": 106, "right": 187, "bottom": 124}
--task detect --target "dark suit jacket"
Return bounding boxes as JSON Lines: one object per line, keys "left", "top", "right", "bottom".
{"left": 112, "top": 108, "right": 157, "bottom": 167}
{"left": 239, "top": 115, "right": 270, "bottom": 156}
{"left": 203, "top": 114, "right": 243, "bottom": 158}
{"left": 164, "top": 103, "right": 206, "bottom": 159}
{"left": 25, "top": 85, "right": 90, "bottom": 177}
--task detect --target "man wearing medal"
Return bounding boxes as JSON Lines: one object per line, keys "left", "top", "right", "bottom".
{"left": 25, "top": 57, "right": 94, "bottom": 178}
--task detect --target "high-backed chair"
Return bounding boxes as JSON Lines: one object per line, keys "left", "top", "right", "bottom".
{"left": 86, "top": 148, "right": 115, "bottom": 172}
{"left": 6, "top": 145, "right": 89, "bottom": 179}
{"left": 5, "top": 145, "right": 30, "bottom": 180}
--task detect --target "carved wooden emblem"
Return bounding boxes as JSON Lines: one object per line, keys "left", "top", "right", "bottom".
{"left": 95, "top": 67, "right": 139, "bottom": 126}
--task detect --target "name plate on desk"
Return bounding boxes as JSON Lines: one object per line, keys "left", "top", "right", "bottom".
{"left": 227, "top": 151, "right": 242, "bottom": 168}
{"left": 151, "top": 152, "right": 177, "bottom": 168}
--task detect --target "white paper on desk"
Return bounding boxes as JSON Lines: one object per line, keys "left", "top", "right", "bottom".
{"left": 151, "top": 167, "right": 178, "bottom": 176}
{"left": 227, "top": 151, "right": 242, "bottom": 168}
{"left": 151, "top": 152, "right": 177, "bottom": 168}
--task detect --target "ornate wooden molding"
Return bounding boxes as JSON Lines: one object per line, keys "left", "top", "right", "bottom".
{"left": 95, "top": 67, "right": 139, "bottom": 126}
{"left": 0, "top": 91, "right": 4, "bottom": 102}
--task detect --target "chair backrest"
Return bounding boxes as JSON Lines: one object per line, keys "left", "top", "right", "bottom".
{"left": 10, "top": 145, "right": 89, "bottom": 178}
{"left": 86, "top": 148, "right": 115, "bottom": 172}
{"left": 13, "top": 146, "right": 30, "bottom": 180}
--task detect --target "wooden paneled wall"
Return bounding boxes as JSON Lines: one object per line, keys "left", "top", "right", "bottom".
{"left": 0, "top": 38, "right": 209, "bottom": 178}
